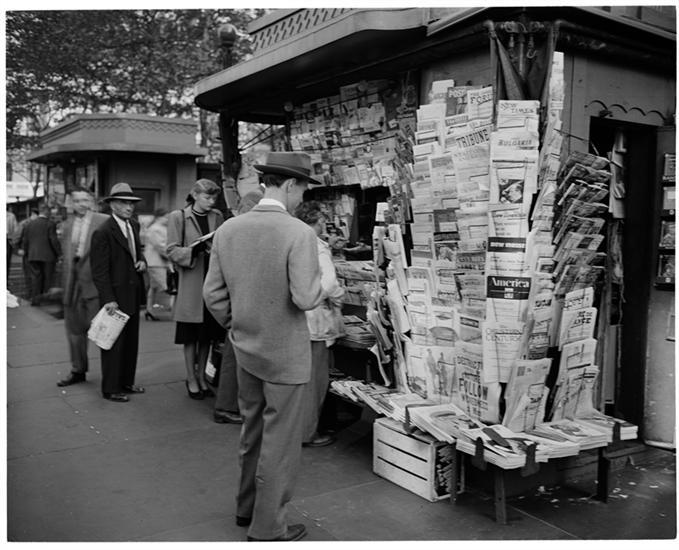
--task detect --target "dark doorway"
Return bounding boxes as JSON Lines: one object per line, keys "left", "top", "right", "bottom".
{"left": 588, "top": 117, "right": 658, "bottom": 425}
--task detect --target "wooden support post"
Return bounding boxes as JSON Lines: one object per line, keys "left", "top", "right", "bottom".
{"left": 218, "top": 112, "right": 241, "bottom": 213}
{"left": 596, "top": 422, "right": 622, "bottom": 502}
{"left": 449, "top": 444, "right": 459, "bottom": 504}
{"left": 596, "top": 446, "right": 610, "bottom": 502}
{"left": 493, "top": 467, "right": 508, "bottom": 524}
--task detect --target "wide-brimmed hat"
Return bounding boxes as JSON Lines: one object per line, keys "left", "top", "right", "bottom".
{"left": 254, "top": 152, "right": 324, "bottom": 186}
{"left": 103, "top": 182, "right": 142, "bottom": 202}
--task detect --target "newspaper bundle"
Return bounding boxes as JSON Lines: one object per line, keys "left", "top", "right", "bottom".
{"left": 87, "top": 306, "right": 130, "bottom": 350}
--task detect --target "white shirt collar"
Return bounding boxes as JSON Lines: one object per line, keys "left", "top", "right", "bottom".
{"left": 259, "top": 198, "right": 286, "bottom": 211}
{"left": 111, "top": 213, "right": 130, "bottom": 234}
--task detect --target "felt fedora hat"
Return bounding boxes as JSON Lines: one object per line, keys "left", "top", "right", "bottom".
{"left": 103, "top": 182, "right": 142, "bottom": 202}
{"left": 254, "top": 152, "right": 324, "bottom": 186}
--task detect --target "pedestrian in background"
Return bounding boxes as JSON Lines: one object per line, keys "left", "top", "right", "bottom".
{"left": 57, "top": 187, "right": 109, "bottom": 387}
{"left": 23, "top": 204, "right": 61, "bottom": 305}
{"left": 294, "top": 200, "right": 345, "bottom": 448}
{"left": 90, "top": 183, "right": 147, "bottom": 402}
{"left": 13, "top": 209, "right": 38, "bottom": 299}
{"left": 203, "top": 152, "right": 323, "bottom": 542}
{"left": 142, "top": 208, "right": 172, "bottom": 320}
{"left": 6, "top": 206, "right": 18, "bottom": 277}
{"left": 212, "top": 189, "right": 264, "bottom": 425}
{"left": 167, "top": 179, "right": 225, "bottom": 400}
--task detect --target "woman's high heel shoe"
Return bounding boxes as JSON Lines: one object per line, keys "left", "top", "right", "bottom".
{"left": 185, "top": 380, "right": 204, "bottom": 400}
{"left": 144, "top": 311, "right": 158, "bottom": 321}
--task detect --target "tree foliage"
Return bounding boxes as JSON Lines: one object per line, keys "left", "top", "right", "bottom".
{"left": 6, "top": 9, "right": 266, "bottom": 152}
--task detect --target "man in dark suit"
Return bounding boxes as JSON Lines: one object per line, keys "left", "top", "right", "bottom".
{"left": 23, "top": 204, "right": 61, "bottom": 305}
{"left": 90, "top": 183, "right": 147, "bottom": 403}
{"left": 57, "top": 187, "right": 109, "bottom": 387}
{"left": 13, "top": 209, "right": 39, "bottom": 300}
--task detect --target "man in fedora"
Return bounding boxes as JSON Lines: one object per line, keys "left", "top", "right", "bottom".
{"left": 90, "top": 183, "right": 147, "bottom": 402}
{"left": 203, "top": 152, "right": 324, "bottom": 542}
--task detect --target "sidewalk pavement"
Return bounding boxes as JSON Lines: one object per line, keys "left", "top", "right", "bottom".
{"left": 5, "top": 302, "right": 677, "bottom": 542}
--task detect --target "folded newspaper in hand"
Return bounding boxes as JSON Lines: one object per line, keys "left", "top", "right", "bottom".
{"left": 190, "top": 231, "right": 216, "bottom": 248}
{"left": 88, "top": 306, "right": 130, "bottom": 350}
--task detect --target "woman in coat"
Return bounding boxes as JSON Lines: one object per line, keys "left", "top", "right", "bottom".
{"left": 167, "top": 179, "right": 225, "bottom": 399}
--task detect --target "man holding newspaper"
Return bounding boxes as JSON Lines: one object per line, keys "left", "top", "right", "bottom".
{"left": 90, "top": 183, "right": 147, "bottom": 403}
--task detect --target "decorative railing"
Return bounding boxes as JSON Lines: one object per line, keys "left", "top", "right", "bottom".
{"left": 251, "top": 8, "right": 353, "bottom": 53}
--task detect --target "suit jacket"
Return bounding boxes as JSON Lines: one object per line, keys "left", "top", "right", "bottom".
{"left": 203, "top": 203, "right": 323, "bottom": 384}
{"left": 23, "top": 216, "right": 61, "bottom": 262}
{"left": 90, "top": 216, "right": 146, "bottom": 316}
{"left": 61, "top": 212, "right": 109, "bottom": 306}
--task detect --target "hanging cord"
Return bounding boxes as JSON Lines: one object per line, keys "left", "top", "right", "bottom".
{"left": 281, "top": 131, "right": 402, "bottom": 153}
{"left": 239, "top": 125, "right": 275, "bottom": 152}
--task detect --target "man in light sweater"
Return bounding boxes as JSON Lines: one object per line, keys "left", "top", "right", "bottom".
{"left": 203, "top": 152, "right": 323, "bottom": 542}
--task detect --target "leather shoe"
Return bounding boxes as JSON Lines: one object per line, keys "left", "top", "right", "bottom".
{"left": 57, "top": 373, "right": 86, "bottom": 387}
{"left": 185, "top": 381, "right": 204, "bottom": 400}
{"left": 247, "top": 523, "right": 307, "bottom": 542}
{"left": 302, "top": 434, "right": 336, "bottom": 448}
{"left": 214, "top": 409, "right": 243, "bottom": 424}
{"left": 123, "top": 385, "right": 145, "bottom": 394}
{"left": 236, "top": 515, "right": 251, "bottom": 527}
{"left": 103, "top": 392, "right": 129, "bottom": 402}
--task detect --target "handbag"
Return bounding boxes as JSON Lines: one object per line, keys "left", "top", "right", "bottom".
{"left": 165, "top": 267, "right": 178, "bottom": 295}
{"left": 165, "top": 211, "right": 185, "bottom": 295}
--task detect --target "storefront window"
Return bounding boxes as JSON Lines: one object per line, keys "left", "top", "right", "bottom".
{"left": 132, "top": 188, "right": 159, "bottom": 216}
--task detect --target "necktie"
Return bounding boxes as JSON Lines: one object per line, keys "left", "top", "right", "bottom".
{"left": 72, "top": 218, "right": 82, "bottom": 256}
{"left": 126, "top": 222, "right": 137, "bottom": 264}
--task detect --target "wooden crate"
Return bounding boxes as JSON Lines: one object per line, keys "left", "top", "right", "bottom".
{"left": 373, "top": 417, "right": 454, "bottom": 502}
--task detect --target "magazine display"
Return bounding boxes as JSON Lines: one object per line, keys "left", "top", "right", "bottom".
{"left": 553, "top": 149, "right": 610, "bottom": 297}
{"left": 319, "top": 62, "right": 639, "bottom": 473}
{"left": 502, "top": 358, "right": 551, "bottom": 432}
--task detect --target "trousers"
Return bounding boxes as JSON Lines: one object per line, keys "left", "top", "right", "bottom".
{"left": 100, "top": 312, "right": 140, "bottom": 394}
{"left": 236, "top": 366, "right": 305, "bottom": 540}
{"left": 28, "top": 260, "right": 55, "bottom": 299}
{"left": 301, "top": 341, "right": 330, "bottom": 441}
{"left": 64, "top": 293, "right": 100, "bottom": 374}
{"left": 215, "top": 337, "right": 239, "bottom": 412}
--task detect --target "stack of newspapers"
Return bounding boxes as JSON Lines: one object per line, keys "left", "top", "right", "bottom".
{"left": 385, "top": 393, "right": 436, "bottom": 424}
{"left": 329, "top": 379, "right": 364, "bottom": 402}
{"left": 527, "top": 419, "right": 608, "bottom": 450}
{"left": 456, "top": 424, "right": 551, "bottom": 469}
{"left": 338, "top": 315, "right": 376, "bottom": 348}
{"left": 573, "top": 412, "right": 638, "bottom": 442}
{"left": 408, "top": 402, "right": 483, "bottom": 443}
